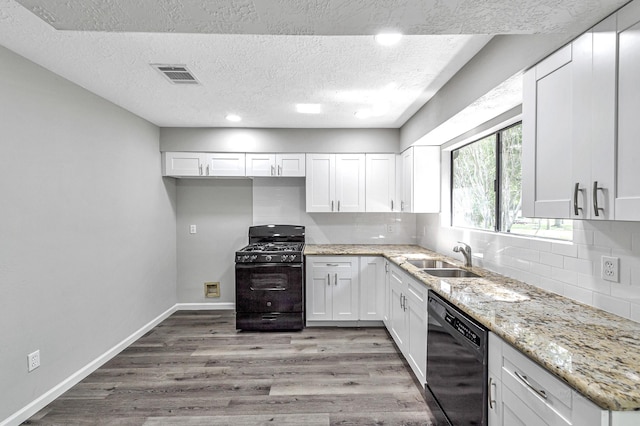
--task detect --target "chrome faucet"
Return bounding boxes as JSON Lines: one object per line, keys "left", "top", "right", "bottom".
{"left": 453, "top": 242, "right": 472, "bottom": 267}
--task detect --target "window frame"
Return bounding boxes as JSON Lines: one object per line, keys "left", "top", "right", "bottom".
{"left": 449, "top": 120, "right": 571, "bottom": 241}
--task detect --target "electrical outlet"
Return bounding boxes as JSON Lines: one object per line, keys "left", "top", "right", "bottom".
{"left": 27, "top": 350, "right": 40, "bottom": 372}
{"left": 602, "top": 256, "right": 619, "bottom": 283}
{"left": 387, "top": 224, "right": 395, "bottom": 233}
{"left": 190, "top": 224, "right": 197, "bottom": 234}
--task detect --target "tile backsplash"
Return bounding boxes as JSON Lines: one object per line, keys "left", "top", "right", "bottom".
{"left": 252, "top": 178, "right": 417, "bottom": 244}
{"left": 417, "top": 214, "right": 640, "bottom": 323}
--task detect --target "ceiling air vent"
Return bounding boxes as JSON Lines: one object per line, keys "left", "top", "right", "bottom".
{"left": 152, "top": 64, "right": 199, "bottom": 85}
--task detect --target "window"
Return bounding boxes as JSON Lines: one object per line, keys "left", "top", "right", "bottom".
{"left": 451, "top": 122, "right": 572, "bottom": 240}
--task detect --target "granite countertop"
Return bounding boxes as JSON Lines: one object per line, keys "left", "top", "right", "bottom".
{"left": 305, "top": 244, "right": 640, "bottom": 412}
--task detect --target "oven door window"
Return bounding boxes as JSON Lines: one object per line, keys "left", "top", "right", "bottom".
{"left": 236, "top": 264, "right": 303, "bottom": 312}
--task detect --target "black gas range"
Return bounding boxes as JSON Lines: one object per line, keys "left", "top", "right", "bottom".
{"left": 235, "top": 225, "right": 305, "bottom": 331}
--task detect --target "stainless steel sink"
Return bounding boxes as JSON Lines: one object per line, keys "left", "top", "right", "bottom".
{"left": 422, "top": 268, "right": 480, "bottom": 278}
{"left": 406, "top": 259, "right": 457, "bottom": 269}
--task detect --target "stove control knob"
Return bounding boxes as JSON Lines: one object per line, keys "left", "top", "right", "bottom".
{"left": 242, "top": 255, "right": 250, "bottom": 262}
{"left": 265, "top": 255, "right": 272, "bottom": 262}
{"left": 251, "top": 255, "right": 257, "bottom": 261}
{"left": 288, "top": 255, "right": 296, "bottom": 262}
{"left": 281, "top": 255, "right": 288, "bottom": 262}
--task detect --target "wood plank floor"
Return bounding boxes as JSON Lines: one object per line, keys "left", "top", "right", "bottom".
{"left": 24, "top": 311, "right": 436, "bottom": 425}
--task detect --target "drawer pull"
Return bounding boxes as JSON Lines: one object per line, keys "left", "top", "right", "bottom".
{"left": 515, "top": 371, "right": 548, "bottom": 400}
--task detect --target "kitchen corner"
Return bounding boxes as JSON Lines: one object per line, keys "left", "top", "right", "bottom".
{"left": 305, "top": 244, "right": 640, "bottom": 413}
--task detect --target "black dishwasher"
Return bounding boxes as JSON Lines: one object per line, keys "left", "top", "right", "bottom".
{"left": 426, "top": 290, "right": 488, "bottom": 426}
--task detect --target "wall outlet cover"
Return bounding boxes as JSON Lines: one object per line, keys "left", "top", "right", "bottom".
{"left": 27, "top": 350, "right": 40, "bottom": 372}
{"left": 601, "top": 256, "right": 619, "bottom": 283}
{"left": 204, "top": 282, "right": 220, "bottom": 298}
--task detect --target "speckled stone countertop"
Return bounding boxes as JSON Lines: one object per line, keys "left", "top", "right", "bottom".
{"left": 305, "top": 244, "right": 640, "bottom": 411}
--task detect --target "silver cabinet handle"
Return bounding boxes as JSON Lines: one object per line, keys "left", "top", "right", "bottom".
{"left": 337, "top": 200, "right": 341, "bottom": 212}
{"left": 391, "top": 200, "right": 394, "bottom": 211}
{"left": 573, "top": 183, "right": 583, "bottom": 216}
{"left": 327, "top": 273, "right": 331, "bottom": 286}
{"left": 199, "top": 164, "right": 203, "bottom": 176}
{"left": 401, "top": 201, "right": 405, "bottom": 212}
{"left": 206, "top": 165, "right": 210, "bottom": 176}
{"left": 515, "top": 371, "right": 547, "bottom": 400}
{"left": 489, "top": 377, "right": 496, "bottom": 409}
{"left": 334, "top": 273, "right": 338, "bottom": 285}
{"left": 593, "top": 181, "right": 603, "bottom": 217}
{"left": 385, "top": 262, "right": 389, "bottom": 272}
{"left": 271, "top": 165, "right": 275, "bottom": 176}
{"left": 278, "top": 165, "right": 282, "bottom": 176}
{"left": 325, "top": 263, "right": 339, "bottom": 267}
{"left": 331, "top": 201, "right": 334, "bottom": 212}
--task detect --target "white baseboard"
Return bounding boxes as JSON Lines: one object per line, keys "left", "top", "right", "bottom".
{"left": 306, "top": 320, "right": 384, "bottom": 327}
{"left": 1, "top": 305, "right": 178, "bottom": 426}
{"left": 175, "top": 302, "right": 235, "bottom": 310}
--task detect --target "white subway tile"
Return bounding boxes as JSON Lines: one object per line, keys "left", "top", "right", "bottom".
{"left": 528, "top": 239, "right": 553, "bottom": 253}
{"left": 593, "top": 292, "right": 631, "bottom": 319}
{"left": 575, "top": 273, "right": 611, "bottom": 294}
{"left": 530, "top": 262, "right": 553, "bottom": 278}
{"left": 611, "top": 283, "right": 640, "bottom": 304}
{"left": 552, "top": 242, "right": 578, "bottom": 258}
{"left": 539, "top": 252, "right": 564, "bottom": 268}
{"left": 563, "top": 284, "right": 593, "bottom": 305}
{"left": 631, "top": 303, "right": 640, "bottom": 323}
{"left": 594, "top": 223, "right": 634, "bottom": 251}
{"left": 552, "top": 267, "right": 578, "bottom": 285}
{"left": 503, "top": 246, "right": 540, "bottom": 263}
{"left": 563, "top": 256, "right": 594, "bottom": 275}
{"left": 573, "top": 229, "right": 594, "bottom": 245}
{"left": 577, "top": 244, "right": 611, "bottom": 261}
{"left": 538, "top": 277, "right": 564, "bottom": 295}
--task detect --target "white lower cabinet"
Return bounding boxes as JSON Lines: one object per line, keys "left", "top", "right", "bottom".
{"left": 359, "top": 257, "right": 385, "bottom": 321}
{"left": 387, "top": 264, "right": 428, "bottom": 385}
{"left": 306, "top": 256, "right": 359, "bottom": 321}
{"left": 489, "top": 332, "right": 610, "bottom": 426}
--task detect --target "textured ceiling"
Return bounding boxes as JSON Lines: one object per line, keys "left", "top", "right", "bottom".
{"left": 0, "top": 0, "right": 630, "bottom": 129}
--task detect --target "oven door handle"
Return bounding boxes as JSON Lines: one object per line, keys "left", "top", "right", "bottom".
{"left": 249, "top": 287, "right": 286, "bottom": 291}
{"left": 236, "top": 263, "right": 303, "bottom": 269}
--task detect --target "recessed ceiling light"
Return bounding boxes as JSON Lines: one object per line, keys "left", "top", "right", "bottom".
{"left": 225, "top": 114, "right": 242, "bottom": 122}
{"left": 296, "top": 103, "right": 322, "bottom": 114}
{"left": 374, "top": 33, "right": 403, "bottom": 46}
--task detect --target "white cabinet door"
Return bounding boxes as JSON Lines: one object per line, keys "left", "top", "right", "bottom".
{"left": 333, "top": 263, "right": 359, "bottom": 320}
{"left": 246, "top": 153, "right": 276, "bottom": 177}
{"left": 383, "top": 260, "right": 391, "bottom": 327}
{"left": 398, "top": 147, "right": 441, "bottom": 213}
{"left": 388, "top": 267, "right": 407, "bottom": 351}
{"left": 277, "top": 153, "right": 306, "bottom": 177}
{"left": 306, "top": 154, "right": 365, "bottom": 212}
{"left": 163, "top": 152, "right": 206, "bottom": 177}
{"left": 306, "top": 262, "right": 332, "bottom": 321}
{"left": 306, "top": 154, "right": 336, "bottom": 212}
{"left": 335, "top": 154, "right": 366, "bottom": 212}
{"left": 406, "top": 290, "right": 427, "bottom": 385}
{"left": 522, "top": 45, "right": 574, "bottom": 219}
{"left": 305, "top": 256, "right": 358, "bottom": 321}
{"left": 359, "top": 257, "right": 385, "bottom": 321}
{"left": 366, "top": 153, "right": 396, "bottom": 212}
{"left": 400, "top": 149, "right": 413, "bottom": 213}
{"left": 571, "top": 18, "right": 617, "bottom": 220}
{"left": 616, "top": 3, "right": 640, "bottom": 220}
{"left": 206, "top": 153, "right": 246, "bottom": 176}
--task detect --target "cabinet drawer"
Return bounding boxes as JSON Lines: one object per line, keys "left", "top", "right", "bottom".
{"left": 501, "top": 343, "right": 572, "bottom": 423}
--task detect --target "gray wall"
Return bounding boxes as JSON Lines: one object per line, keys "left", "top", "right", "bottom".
{"left": 176, "top": 179, "right": 252, "bottom": 305}
{"left": 0, "top": 46, "right": 177, "bottom": 422}
{"left": 160, "top": 127, "right": 400, "bottom": 153}
{"left": 400, "top": 34, "right": 568, "bottom": 150}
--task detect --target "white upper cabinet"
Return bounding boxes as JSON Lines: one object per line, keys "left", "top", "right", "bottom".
{"left": 206, "top": 153, "right": 246, "bottom": 176}
{"left": 522, "top": 45, "right": 575, "bottom": 219}
{"left": 523, "top": 5, "right": 640, "bottom": 222}
{"left": 616, "top": 2, "right": 640, "bottom": 220}
{"left": 365, "top": 153, "right": 396, "bottom": 212}
{"left": 245, "top": 153, "right": 306, "bottom": 177}
{"left": 398, "top": 146, "right": 440, "bottom": 213}
{"left": 306, "top": 153, "right": 365, "bottom": 212}
{"left": 163, "top": 152, "right": 206, "bottom": 177}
